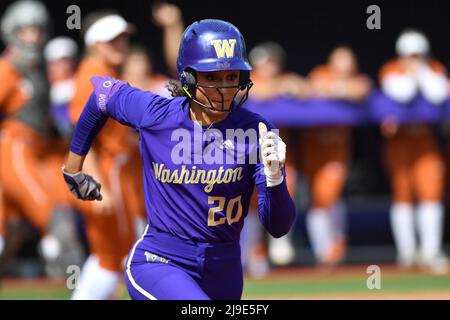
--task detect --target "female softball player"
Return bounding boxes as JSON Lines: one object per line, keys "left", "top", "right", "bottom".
{"left": 62, "top": 19, "right": 296, "bottom": 300}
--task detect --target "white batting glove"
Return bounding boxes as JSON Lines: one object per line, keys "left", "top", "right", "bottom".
{"left": 259, "top": 122, "right": 286, "bottom": 187}
{"left": 62, "top": 167, "right": 103, "bottom": 201}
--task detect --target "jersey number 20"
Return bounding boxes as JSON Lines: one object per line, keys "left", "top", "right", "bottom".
{"left": 208, "top": 195, "right": 243, "bottom": 226}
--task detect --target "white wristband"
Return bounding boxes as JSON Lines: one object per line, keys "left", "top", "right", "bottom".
{"left": 265, "top": 168, "right": 284, "bottom": 187}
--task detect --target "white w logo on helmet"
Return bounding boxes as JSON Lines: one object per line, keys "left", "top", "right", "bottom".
{"left": 211, "top": 39, "right": 237, "bottom": 59}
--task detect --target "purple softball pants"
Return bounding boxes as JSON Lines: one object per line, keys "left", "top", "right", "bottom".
{"left": 124, "top": 226, "right": 243, "bottom": 300}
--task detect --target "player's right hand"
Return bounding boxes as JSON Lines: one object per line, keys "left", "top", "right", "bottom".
{"left": 62, "top": 167, "right": 103, "bottom": 201}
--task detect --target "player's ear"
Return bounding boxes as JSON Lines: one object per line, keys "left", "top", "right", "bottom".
{"left": 239, "top": 70, "right": 251, "bottom": 87}
{"left": 181, "top": 69, "right": 197, "bottom": 86}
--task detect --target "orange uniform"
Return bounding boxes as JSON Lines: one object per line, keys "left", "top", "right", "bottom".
{"left": 0, "top": 55, "right": 90, "bottom": 235}
{"left": 379, "top": 59, "right": 446, "bottom": 203}
{"left": 379, "top": 58, "right": 446, "bottom": 82}
{"left": 299, "top": 65, "right": 352, "bottom": 209}
{"left": 0, "top": 57, "right": 54, "bottom": 232}
{"left": 69, "top": 57, "right": 138, "bottom": 271}
{"left": 299, "top": 126, "right": 350, "bottom": 208}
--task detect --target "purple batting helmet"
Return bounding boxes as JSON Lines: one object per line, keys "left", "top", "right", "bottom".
{"left": 177, "top": 19, "right": 253, "bottom": 112}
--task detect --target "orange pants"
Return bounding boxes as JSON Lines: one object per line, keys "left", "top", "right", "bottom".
{"left": 299, "top": 126, "right": 350, "bottom": 209}
{"left": 384, "top": 125, "right": 444, "bottom": 203}
{"left": 0, "top": 121, "right": 84, "bottom": 235}
{"left": 0, "top": 121, "right": 54, "bottom": 232}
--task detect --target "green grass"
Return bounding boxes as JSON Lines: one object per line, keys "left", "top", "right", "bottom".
{"left": 1, "top": 271, "right": 450, "bottom": 299}
{"left": 242, "top": 273, "right": 450, "bottom": 298}
{"left": 0, "top": 289, "right": 71, "bottom": 300}
{"left": 0, "top": 285, "right": 130, "bottom": 300}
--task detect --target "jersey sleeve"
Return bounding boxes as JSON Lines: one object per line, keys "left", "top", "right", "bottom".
{"left": 106, "top": 85, "right": 171, "bottom": 129}
{"left": 90, "top": 75, "right": 173, "bottom": 130}
{"left": 69, "top": 75, "right": 173, "bottom": 155}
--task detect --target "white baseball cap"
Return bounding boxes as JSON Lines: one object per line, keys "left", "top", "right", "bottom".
{"left": 44, "top": 37, "right": 78, "bottom": 62}
{"left": 395, "top": 30, "right": 429, "bottom": 57}
{"left": 84, "top": 14, "right": 131, "bottom": 47}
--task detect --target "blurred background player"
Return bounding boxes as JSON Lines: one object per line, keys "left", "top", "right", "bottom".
{"left": 300, "top": 46, "right": 371, "bottom": 267}
{"left": 42, "top": 35, "right": 87, "bottom": 277}
{"left": 0, "top": 0, "right": 68, "bottom": 272}
{"left": 379, "top": 29, "right": 449, "bottom": 274}
{"left": 122, "top": 2, "right": 183, "bottom": 98}
{"left": 150, "top": 1, "right": 183, "bottom": 79}
{"left": 122, "top": 45, "right": 172, "bottom": 97}
{"left": 248, "top": 42, "right": 309, "bottom": 100}
{"left": 242, "top": 42, "right": 307, "bottom": 276}
{"left": 68, "top": 10, "right": 138, "bottom": 299}
{"left": 44, "top": 36, "right": 78, "bottom": 139}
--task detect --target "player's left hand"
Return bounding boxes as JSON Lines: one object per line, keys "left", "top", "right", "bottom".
{"left": 259, "top": 122, "right": 286, "bottom": 187}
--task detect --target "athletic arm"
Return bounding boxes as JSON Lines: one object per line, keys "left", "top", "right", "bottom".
{"left": 252, "top": 122, "right": 296, "bottom": 237}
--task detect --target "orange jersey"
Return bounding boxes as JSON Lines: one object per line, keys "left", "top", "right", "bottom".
{"left": 379, "top": 58, "right": 447, "bottom": 82}
{"left": 309, "top": 64, "right": 335, "bottom": 82}
{"left": 309, "top": 63, "right": 372, "bottom": 101}
{"left": 69, "top": 57, "right": 133, "bottom": 156}
{"left": 308, "top": 64, "right": 337, "bottom": 94}
{"left": 0, "top": 57, "right": 61, "bottom": 232}
{"left": 250, "top": 70, "right": 303, "bottom": 100}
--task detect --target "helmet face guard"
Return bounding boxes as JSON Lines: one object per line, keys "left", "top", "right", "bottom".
{"left": 194, "top": 81, "right": 253, "bottom": 113}
{"left": 177, "top": 19, "right": 253, "bottom": 112}
{"left": 182, "top": 70, "right": 253, "bottom": 112}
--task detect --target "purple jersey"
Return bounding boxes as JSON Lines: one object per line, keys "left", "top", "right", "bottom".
{"left": 70, "top": 77, "right": 295, "bottom": 244}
